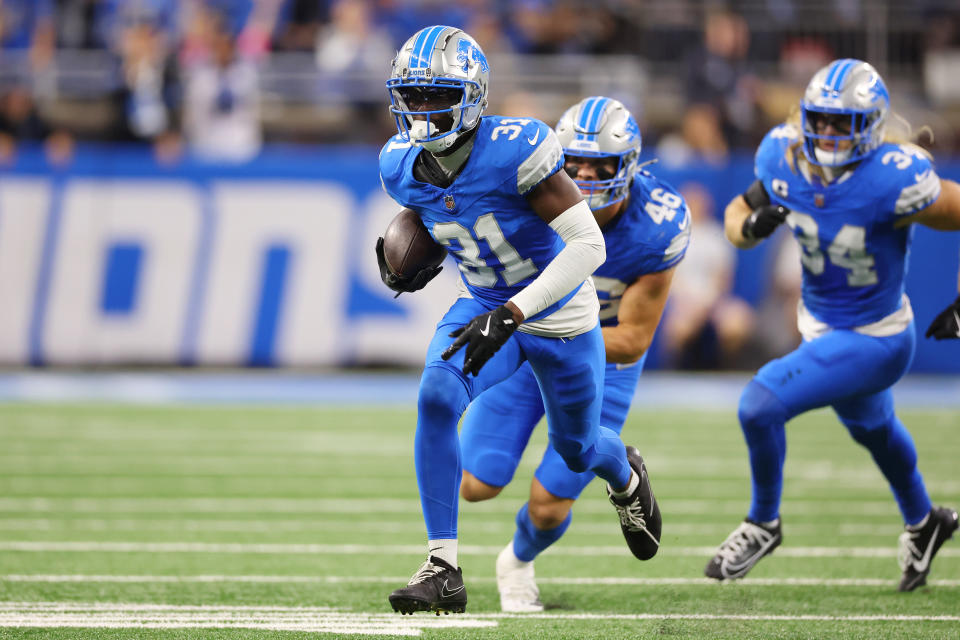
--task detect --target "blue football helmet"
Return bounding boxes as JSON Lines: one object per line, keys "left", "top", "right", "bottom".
{"left": 387, "top": 26, "right": 490, "bottom": 154}
{"left": 800, "top": 58, "right": 890, "bottom": 167}
{"left": 555, "top": 97, "right": 642, "bottom": 210}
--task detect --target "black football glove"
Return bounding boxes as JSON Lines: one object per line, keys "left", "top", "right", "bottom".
{"left": 742, "top": 204, "right": 789, "bottom": 241}
{"left": 441, "top": 305, "right": 518, "bottom": 376}
{"left": 925, "top": 295, "right": 960, "bottom": 340}
{"left": 376, "top": 237, "right": 442, "bottom": 298}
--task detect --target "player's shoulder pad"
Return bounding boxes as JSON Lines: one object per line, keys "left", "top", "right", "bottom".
{"left": 378, "top": 134, "right": 417, "bottom": 188}
{"left": 862, "top": 142, "right": 941, "bottom": 217}
{"left": 630, "top": 171, "right": 690, "bottom": 269}
{"left": 755, "top": 124, "right": 799, "bottom": 183}
{"left": 480, "top": 115, "right": 563, "bottom": 195}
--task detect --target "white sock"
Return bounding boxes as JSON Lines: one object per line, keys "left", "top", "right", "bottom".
{"left": 502, "top": 541, "right": 531, "bottom": 569}
{"left": 609, "top": 470, "right": 639, "bottom": 499}
{"left": 428, "top": 539, "right": 458, "bottom": 568}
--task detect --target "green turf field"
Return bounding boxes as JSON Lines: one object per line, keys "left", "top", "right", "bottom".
{"left": 1, "top": 402, "right": 958, "bottom": 639}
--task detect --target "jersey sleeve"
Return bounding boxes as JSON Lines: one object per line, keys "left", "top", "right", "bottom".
{"left": 754, "top": 124, "right": 798, "bottom": 205}
{"left": 378, "top": 135, "right": 414, "bottom": 202}
{"left": 634, "top": 176, "right": 691, "bottom": 273}
{"left": 516, "top": 121, "right": 564, "bottom": 196}
{"left": 659, "top": 206, "right": 691, "bottom": 270}
{"left": 890, "top": 149, "right": 941, "bottom": 218}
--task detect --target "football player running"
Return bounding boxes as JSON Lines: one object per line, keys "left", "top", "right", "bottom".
{"left": 377, "top": 27, "right": 656, "bottom": 615}
{"left": 458, "top": 96, "right": 689, "bottom": 612}
{"left": 704, "top": 59, "right": 960, "bottom": 591}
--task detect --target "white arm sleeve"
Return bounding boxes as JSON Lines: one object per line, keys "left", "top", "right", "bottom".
{"left": 509, "top": 199, "right": 605, "bottom": 320}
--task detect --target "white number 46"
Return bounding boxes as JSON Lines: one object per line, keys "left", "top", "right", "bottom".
{"left": 645, "top": 188, "right": 684, "bottom": 224}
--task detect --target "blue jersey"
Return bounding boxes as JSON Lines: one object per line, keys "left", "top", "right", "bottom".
{"left": 593, "top": 170, "right": 690, "bottom": 327}
{"left": 756, "top": 124, "right": 941, "bottom": 328}
{"left": 379, "top": 115, "right": 577, "bottom": 321}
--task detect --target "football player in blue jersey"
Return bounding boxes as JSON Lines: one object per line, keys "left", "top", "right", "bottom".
{"left": 376, "top": 27, "right": 657, "bottom": 615}
{"left": 704, "top": 59, "right": 960, "bottom": 591}
{"left": 457, "top": 96, "right": 690, "bottom": 612}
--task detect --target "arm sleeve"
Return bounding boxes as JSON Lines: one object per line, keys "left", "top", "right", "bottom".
{"left": 509, "top": 199, "right": 605, "bottom": 319}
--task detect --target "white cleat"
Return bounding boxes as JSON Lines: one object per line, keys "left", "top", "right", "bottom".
{"left": 495, "top": 541, "right": 544, "bottom": 613}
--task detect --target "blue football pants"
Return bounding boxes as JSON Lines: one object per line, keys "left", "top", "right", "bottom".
{"left": 461, "top": 357, "right": 644, "bottom": 500}
{"left": 741, "top": 324, "right": 931, "bottom": 526}
{"left": 416, "top": 297, "right": 632, "bottom": 539}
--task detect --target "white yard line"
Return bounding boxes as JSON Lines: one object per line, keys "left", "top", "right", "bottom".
{"left": 0, "top": 602, "right": 958, "bottom": 635}
{"left": 0, "top": 496, "right": 928, "bottom": 516}
{"left": 1, "top": 540, "right": 957, "bottom": 558}
{"left": 3, "top": 574, "right": 960, "bottom": 587}
{"left": 0, "top": 518, "right": 909, "bottom": 536}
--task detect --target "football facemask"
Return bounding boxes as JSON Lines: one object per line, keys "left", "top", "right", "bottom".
{"left": 800, "top": 59, "right": 889, "bottom": 167}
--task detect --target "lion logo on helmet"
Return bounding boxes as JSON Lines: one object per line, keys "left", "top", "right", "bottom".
{"left": 456, "top": 39, "right": 489, "bottom": 74}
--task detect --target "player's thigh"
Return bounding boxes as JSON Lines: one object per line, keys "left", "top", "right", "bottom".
{"left": 521, "top": 325, "right": 606, "bottom": 442}
{"left": 832, "top": 387, "right": 895, "bottom": 428}
{"left": 755, "top": 327, "right": 915, "bottom": 416}
{"left": 461, "top": 362, "right": 545, "bottom": 488}
{"left": 422, "top": 297, "right": 526, "bottom": 400}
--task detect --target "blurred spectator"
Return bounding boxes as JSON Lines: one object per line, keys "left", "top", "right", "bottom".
{"left": 684, "top": 9, "right": 764, "bottom": 149}
{"left": 501, "top": 0, "right": 621, "bottom": 55}
{"left": 312, "top": 0, "right": 392, "bottom": 143}
{"left": 56, "top": 0, "right": 103, "bottom": 50}
{"left": 655, "top": 104, "right": 730, "bottom": 168}
{"left": 662, "top": 182, "right": 755, "bottom": 370}
{"left": 113, "top": 20, "right": 179, "bottom": 144}
{"left": 0, "top": 0, "right": 55, "bottom": 70}
{"left": 273, "top": 0, "right": 328, "bottom": 51}
{"left": 315, "top": 0, "right": 391, "bottom": 75}
{"left": 376, "top": 0, "right": 474, "bottom": 50}
{"left": 0, "top": 84, "right": 73, "bottom": 165}
{"left": 93, "top": 0, "right": 179, "bottom": 52}
{"left": 183, "top": 12, "right": 261, "bottom": 162}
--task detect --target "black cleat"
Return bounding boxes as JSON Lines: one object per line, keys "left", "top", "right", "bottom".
{"left": 389, "top": 556, "right": 467, "bottom": 615}
{"left": 897, "top": 506, "right": 959, "bottom": 592}
{"left": 607, "top": 446, "right": 661, "bottom": 560}
{"left": 705, "top": 518, "right": 782, "bottom": 580}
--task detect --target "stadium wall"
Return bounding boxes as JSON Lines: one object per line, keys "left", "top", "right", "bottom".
{"left": 0, "top": 145, "right": 957, "bottom": 372}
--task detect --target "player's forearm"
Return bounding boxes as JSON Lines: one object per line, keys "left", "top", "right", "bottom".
{"left": 601, "top": 325, "right": 653, "bottom": 364}
{"left": 725, "top": 195, "right": 761, "bottom": 249}
{"left": 509, "top": 200, "right": 605, "bottom": 321}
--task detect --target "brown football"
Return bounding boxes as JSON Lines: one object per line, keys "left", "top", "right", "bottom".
{"left": 382, "top": 208, "right": 447, "bottom": 279}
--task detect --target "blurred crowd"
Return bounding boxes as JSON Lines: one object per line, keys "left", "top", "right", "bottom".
{"left": 0, "top": 1, "right": 958, "bottom": 369}
{"left": 1, "top": 0, "right": 959, "bottom": 165}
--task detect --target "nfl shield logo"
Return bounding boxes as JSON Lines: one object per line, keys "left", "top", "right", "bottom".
{"left": 814, "top": 193, "right": 825, "bottom": 207}
{"left": 443, "top": 195, "right": 456, "bottom": 211}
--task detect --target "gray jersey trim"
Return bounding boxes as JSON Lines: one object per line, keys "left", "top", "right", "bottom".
{"left": 517, "top": 129, "right": 564, "bottom": 195}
